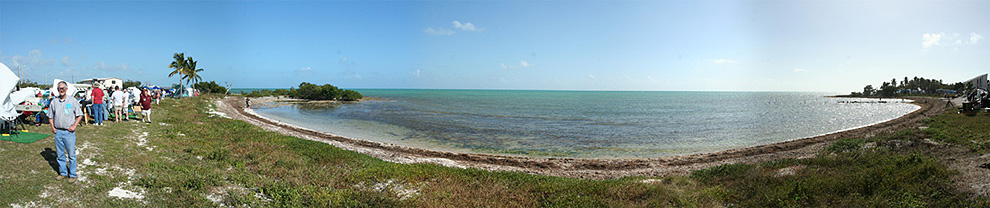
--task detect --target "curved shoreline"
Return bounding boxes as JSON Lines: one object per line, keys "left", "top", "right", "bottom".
{"left": 217, "top": 96, "right": 948, "bottom": 179}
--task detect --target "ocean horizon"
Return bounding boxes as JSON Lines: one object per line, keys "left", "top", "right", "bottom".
{"left": 249, "top": 89, "right": 920, "bottom": 158}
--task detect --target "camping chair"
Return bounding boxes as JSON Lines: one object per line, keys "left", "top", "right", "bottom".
{"left": 0, "top": 113, "right": 23, "bottom": 139}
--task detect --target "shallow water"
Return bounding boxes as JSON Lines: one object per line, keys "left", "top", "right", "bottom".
{"left": 253, "top": 90, "right": 919, "bottom": 158}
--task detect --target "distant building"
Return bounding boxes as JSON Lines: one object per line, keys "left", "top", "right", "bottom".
{"left": 967, "top": 74, "right": 988, "bottom": 91}
{"left": 78, "top": 77, "right": 124, "bottom": 90}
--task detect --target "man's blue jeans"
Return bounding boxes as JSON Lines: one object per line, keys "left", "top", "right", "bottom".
{"left": 91, "top": 103, "right": 105, "bottom": 124}
{"left": 54, "top": 129, "right": 78, "bottom": 178}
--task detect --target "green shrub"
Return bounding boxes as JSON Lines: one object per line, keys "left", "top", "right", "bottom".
{"left": 239, "top": 82, "right": 362, "bottom": 100}
{"left": 193, "top": 81, "right": 228, "bottom": 94}
{"left": 828, "top": 138, "right": 865, "bottom": 153}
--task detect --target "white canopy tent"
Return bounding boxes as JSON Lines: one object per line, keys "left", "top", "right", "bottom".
{"left": 0, "top": 62, "right": 20, "bottom": 120}
{"left": 49, "top": 79, "right": 78, "bottom": 98}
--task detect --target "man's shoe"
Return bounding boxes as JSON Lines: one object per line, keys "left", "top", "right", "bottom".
{"left": 55, "top": 175, "right": 66, "bottom": 180}
{"left": 67, "top": 177, "right": 77, "bottom": 183}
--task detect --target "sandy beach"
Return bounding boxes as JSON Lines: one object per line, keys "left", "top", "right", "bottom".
{"left": 217, "top": 96, "right": 948, "bottom": 179}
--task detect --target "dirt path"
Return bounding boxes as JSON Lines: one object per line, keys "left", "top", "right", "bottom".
{"left": 216, "top": 96, "right": 947, "bottom": 179}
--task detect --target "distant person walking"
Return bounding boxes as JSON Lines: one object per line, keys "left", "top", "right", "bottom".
{"left": 90, "top": 84, "right": 106, "bottom": 125}
{"left": 111, "top": 86, "right": 126, "bottom": 123}
{"left": 140, "top": 88, "right": 153, "bottom": 123}
{"left": 49, "top": 81, "right": 83, "bottom": 183}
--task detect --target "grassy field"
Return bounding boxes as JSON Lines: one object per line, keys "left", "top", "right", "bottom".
{"left": 1, "top": 95, "right": 987, "bottom": 207}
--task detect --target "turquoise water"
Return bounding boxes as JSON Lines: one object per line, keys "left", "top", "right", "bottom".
{"left": 252, "top": 90, "right": 920, "bottom": 158}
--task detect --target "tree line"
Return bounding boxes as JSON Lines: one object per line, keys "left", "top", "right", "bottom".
{"left": 851, "top": 76, "right": 970, "bottom": 97}
{"left": 244, "top": 82, "right": 363, "bottom": 101}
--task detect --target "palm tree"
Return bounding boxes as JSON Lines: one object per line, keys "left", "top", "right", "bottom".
{"left": 183, "top": 57, "right": 204, "bottom": 85}
{"left": 168, "top": 53, "right": 188, "bottom": 88}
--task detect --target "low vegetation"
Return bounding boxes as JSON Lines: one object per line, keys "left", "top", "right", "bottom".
{"left": 244, "top": 82, "right": 362, "bottom": 101}
{"left": 922, "top": 108, "right": 990, "bottom": 154}
{"left": 16, "top": 79, "right": 49, "bottom": 89}
{"left": 1, "top": 95, "right": 987, "bottom": 207}
{"left": 193, "top": 81, "right": 229, "bottom": 94}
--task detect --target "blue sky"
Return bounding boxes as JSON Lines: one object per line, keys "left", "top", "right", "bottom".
{"left": 1, "top": 1, "right": 988, "bottom": 92}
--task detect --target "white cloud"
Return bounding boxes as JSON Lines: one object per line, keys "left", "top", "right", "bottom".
{"left": 299, "top": 66, "right": 312, "bottom": 71}
{"left": 452, "top": 21, "right": 484, "bottom": 32}
{"left": 339, "top": 57, "right": 356, "bottom": 65}
{"left": 711, "top": 59, "right": 736, "bottom": 64}
{"left": 11, "top": 49, "right": 55, "bottom": 67}
{"left": 424, "top": 20, "right": 484, "bottom": 36}
{"left": 793, "top": 68, "right": 809, "bottom": 73}
{"left": 923, "top": 32, "right": 983, "bottom": 48}
{"left": 61, "top": 56, "right": 73, "bottom": 66}
{"left": 588, "top": 74, "right": 596, "bottom": 79}
{"left": 971, "top": 33, "right": 984, "bottom": 44}
{"left": 922, "top": 33, "right": 943, "bottom": 48}
{"left": 413, "top": 69, "right": 421, "bottom": 78}
{"left": 92, "top": 61, "right": 130, "bottom": 71}
{"left": 500, "top": 60, "right": 532, "bottom": 70}
{"left": 424, "top": 27, "right": 455, "bottom": 35}
{"left": 338, "top": 57, "right": 356, "bottom": 68}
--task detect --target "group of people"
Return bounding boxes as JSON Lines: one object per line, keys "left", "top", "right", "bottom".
{"left": 82, "top": 84, "right": 159, "bottom": 125}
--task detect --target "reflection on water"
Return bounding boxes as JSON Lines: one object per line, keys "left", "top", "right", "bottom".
{"left": 254, "top": 90, "right": 919, "bottom": 158}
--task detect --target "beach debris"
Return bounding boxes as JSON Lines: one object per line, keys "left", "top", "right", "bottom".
{"left": 863, "top": 142, "right": 877, "bottom": 149}
{"left": 640, "top": 179, "right": 664, "bottom": 184}
{"left": 882, "top": 140, "right": 914, "bottom": 149}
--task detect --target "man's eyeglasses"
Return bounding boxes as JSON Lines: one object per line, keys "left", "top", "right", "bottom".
{"left": 58, "top": 87, "right": 67, "bottom": 90}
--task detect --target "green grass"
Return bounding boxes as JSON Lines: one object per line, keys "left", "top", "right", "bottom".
{"left": 692, "top": 152, "right": 973, "bottom": 207}
{"left": 922, "top": 109, "right": 990, "bottom": 154}
{"left": 1, "top": 95, "right": 987, "bottom": 207}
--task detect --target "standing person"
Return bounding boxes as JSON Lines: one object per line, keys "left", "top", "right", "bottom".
{"left": 90, "top": 84, "right": 106, "bottom": 125}
{"left": 140, "top": 88, "right": 153, "bottom": 123}
{"left": 154, "top": 89, "right": 161, "bottom": 106}
{"left": 122, "top": 88, "right": 131, "bottom": 121}
{"left": 48, "top": 81, "right": 83, "bottom": 183}
{"left": 111, "top": 86, "right": 125, "bottom": 123}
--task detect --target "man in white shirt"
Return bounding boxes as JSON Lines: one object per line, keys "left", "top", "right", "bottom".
{"left": 111, "top": 87, "right": 126, "bottom": 123}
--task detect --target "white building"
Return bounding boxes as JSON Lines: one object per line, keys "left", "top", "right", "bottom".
{"left": 78, "top": 77, "right": 124, "bottom": 90}
{"left": 966, "top": 74, "right": 988, "bottom": 91}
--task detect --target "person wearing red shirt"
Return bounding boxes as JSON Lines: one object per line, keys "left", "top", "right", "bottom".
{"left": 139, "top": 88, "right": 154, "bottom": 123}
{"left": 90, "top": 84, "right": 106, "bottom": 125}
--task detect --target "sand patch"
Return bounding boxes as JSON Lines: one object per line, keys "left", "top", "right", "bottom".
{"left": 207, "top": 101, "right": 231, "bottom": 118}
{"left": 775, "top": 165, "right": 805, "bottom": 177}
{"left": 356, "top": 179, "right": 420, "bottom": 200}
{"left": 134, "top": 130, "right": 154, "bottom": 151}
{"left": 204, "top": 185, "right": 251, "bottom": 206}
{"left": 108, "top": 186, "right": 145, "bottom": 200}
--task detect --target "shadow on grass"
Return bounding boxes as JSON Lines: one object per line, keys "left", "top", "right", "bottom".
{"left": 40, "top": 148, "right": 59, "bottom": 174}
